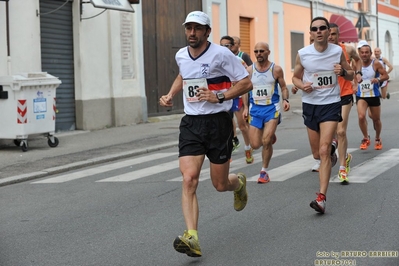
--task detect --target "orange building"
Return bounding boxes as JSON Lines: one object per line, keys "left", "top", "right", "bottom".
{"left": 204, "top": 0, "right": 397, "bottom": 84}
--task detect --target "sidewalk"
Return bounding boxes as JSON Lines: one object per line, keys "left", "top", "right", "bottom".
{"left": 0, "top": 114, "right": 185, "bottom": 186}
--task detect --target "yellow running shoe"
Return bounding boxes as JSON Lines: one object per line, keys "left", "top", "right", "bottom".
{"left": 338, "top": 169, "right": 349, "bottom": 184}
{"left": 345, "top": 153, "right": 352, "bottom": 174}
{"left": 173, "top": 230, "right": 202, "bottom": 257}
{"left": 234, "top": 173, "right": 248, "bottom": 211}
{"left": 245, "top": 149, "right": 254, "bottom": 164}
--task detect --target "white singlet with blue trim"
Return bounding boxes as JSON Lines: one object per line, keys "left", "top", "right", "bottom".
{"left": 356, "top": 59, "right": 381, "bottom": 98}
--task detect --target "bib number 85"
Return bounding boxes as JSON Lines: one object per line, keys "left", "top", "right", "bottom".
{"left": 187, "top": 85, "right": 199, "bottom": 97}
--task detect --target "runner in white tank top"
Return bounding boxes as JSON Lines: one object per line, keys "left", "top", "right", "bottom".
{"left": 292, "top": 16, "right": 354, "bottom": 214}
{"left": 373, "top": 47, "right": 393, "bottom": 99}
{"left": 356, "top": 43, "right": 389, "bottom": 152}
{"left": 242, "top": 42, "right": 290, "bottom": 184}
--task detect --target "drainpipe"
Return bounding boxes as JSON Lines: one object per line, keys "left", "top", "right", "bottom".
{"left": 4, "top": 0, "right": 11, "bottom": 75}
{"left": 375, "top": 0, "right": 379, "bottom": 47}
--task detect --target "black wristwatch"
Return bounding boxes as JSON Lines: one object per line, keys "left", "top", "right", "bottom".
{"left": 355, "top": 70, "right": 363, "bottom": 76}
{"left": 283, "top": 99, "right": 289, "bottom": 103}
{"left": 216, "top": 92, "right": 225, "bottom": 103}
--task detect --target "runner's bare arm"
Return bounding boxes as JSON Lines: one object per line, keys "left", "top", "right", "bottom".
{"left": 339, "top": 52, "right": 354, "bottom": 81}
{"left": 374, "top": 61, "right": 389, "bottom": 83}
{"left": 292, "top": 54, "right": 306, "bottom": 90}
{"left": 274, "top": 65, "right": 290, "bottom": 111}
{"left": 159, "top": 74, "right": 183, "bottom": 107}
{"left": 383, "top": 57, "right": 394, "bottom": 74}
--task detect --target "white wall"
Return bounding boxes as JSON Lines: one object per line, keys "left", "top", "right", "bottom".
{"left": 376, "top": 13, "right": 398, "bottom": 79}
{"left": 1, "top": 1, "right": 147, "bottom": 130}
{"left": 0, "top": 0, "right": 41, "bottom": 76}
{"left": 76, "top": 2, "right": 146, "bottom": 104}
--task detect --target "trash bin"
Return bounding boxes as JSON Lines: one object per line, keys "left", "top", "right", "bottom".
{"left": 0, "top": 72, "right": 62, "bottom": 152}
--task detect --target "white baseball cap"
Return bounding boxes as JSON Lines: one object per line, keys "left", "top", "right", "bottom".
{"left": 357, "top": 40, "right": 369, "bottom": 49}
{"left": 182, "top": 11, "right": 210, "bottom": 26}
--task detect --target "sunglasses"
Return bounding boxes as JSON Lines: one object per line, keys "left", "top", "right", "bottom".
{"left": 221, "top": 44, "right": 232, "bottom": 47}
{"left": 254, "top": 50, "right": 265, "bottom": 53}
{"left": 310, "top": 25, "right": 329, "bottom": 32}
{"left": 185, "top": 25, "right": 206, "bottom": 31}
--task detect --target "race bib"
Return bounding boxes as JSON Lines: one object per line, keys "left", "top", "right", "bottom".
{"left": 312, "top": 71, "right": 337, "bottom": 89}
{"left": 253, "top": 84, "right": 273, "bottom": 105}
{"left": 182, "top": 78, "right": 208, "bottom": 103}
{"left": 360, "top": 80, "right": 372, "bottom": 93}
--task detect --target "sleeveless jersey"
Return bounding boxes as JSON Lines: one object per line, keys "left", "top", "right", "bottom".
{"left": 338, "top": 43, "right": 354, "bottom": 97}
{"left": 298, "top": 43, "right": 341, "bottom": 105}
{"left": 376, "top": 56, "right": 386, "bottom": 69}
{"left": 176, "top": 42, "right": 248, "bottom": 115}
{"left": 249, "top": 62, "right": 280, "bottom": 116}
{"left": 356, "top": 59, "right": 381, "bottom": 98}
{"left": 375, "top": 56, "right": 388, "bottom": 88}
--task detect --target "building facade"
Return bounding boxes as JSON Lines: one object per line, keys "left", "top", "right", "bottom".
{"left": 0, "top": 0, "right": 397, "bottom": 132}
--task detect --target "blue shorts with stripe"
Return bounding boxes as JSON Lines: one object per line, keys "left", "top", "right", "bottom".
{"left": 249, "top": 103, "right": 281, "bottom": 130}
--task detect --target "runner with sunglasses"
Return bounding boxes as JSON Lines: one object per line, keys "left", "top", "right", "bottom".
{"left": 242, "top": 42, "right": 290, "bottom": 183}
{"left": 292, "top": 17, "right": 354, "bottom": 214}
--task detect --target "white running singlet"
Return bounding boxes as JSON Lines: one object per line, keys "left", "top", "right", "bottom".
{"left": 176, "top": 42, "right": 248, "bottom": 115}
{"left": 298, "top": 43, "right": 342, "bottom": 105}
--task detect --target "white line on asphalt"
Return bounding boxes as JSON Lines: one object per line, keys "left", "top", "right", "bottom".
{"left": 167, "top": 149, "right": 296, "bottom": 182}
{"left": 31, "top": 152, "right": 177, "bottom": 184}
{"left": 248, "top": 148, "right": 358, "bottom": 182}
{"left": 330, "top": 149, "right": 399, "bottom": 183}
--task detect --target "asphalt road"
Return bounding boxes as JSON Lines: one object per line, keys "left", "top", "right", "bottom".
{"left": 1, "top": 92, "right": 398, "bottom": 265}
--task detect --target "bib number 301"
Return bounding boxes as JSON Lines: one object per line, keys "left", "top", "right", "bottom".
{"left": 312, "top": 71, "right": 336, "bottom": 89}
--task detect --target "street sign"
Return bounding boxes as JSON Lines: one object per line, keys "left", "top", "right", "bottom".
{"left": 90, "top": 0, "right": 135, "bottom": 13}
{"left": 355, "top": 13, "right": 370, "bottom": 28}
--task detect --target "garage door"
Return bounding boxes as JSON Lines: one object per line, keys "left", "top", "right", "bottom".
{"left": 40, "top": 0, "right": 76, "bottom": 131}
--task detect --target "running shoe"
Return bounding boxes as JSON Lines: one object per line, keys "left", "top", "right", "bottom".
{"left": 338, "top": 169, "right": 349, "bottom": 184}
{"left": 234, "top": 173, "right": 247, "bottom": 211}
{"left": 257, "top": 171, "right": 270, "bottom": 183}
{"left": 331, "top": 153, "right": 338, "bottom": 168}
{"left": 232, "top": 139, "right": 240, "bottom": 153}
{"left": 345, "top": 153, "right": 352, "bottom": 174}
{"left": 331, "top": 138, "right": 338, "bottom": 155}
{"left": 173, "top": 230, "right": 202, "bottom": 257}
{"left": 360, "top": 136, "right": 370, "bottom": 150}
{"left": 245, "top": 149, "right": 254, "bottom": 164}
{"left": 374, "top": 138, "right": 383, "bottom": 150}
{"left": 310, "top": 192, "right": 326, "bottom": 214}
{"left": 272, "top": 133, "right": 277, "bottom": 145}
{"left": 386, "top": 92, "right": 390, "bottom": 99}
{"left": 311, "top": 160, "right": 320, "bottom": 172}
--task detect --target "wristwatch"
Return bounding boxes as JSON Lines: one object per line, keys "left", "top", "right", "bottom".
{"left": 216, "top": 92, "right": 225, "bottom": 103}
{"left": 283, "top": 99, "right": 289, "bottom": 103}
{"left": 355, "top": 71, "right": 363, "bottom": 76}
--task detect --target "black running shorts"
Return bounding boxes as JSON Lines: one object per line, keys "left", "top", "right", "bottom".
{"left": 302, "top": 102, "right": 342, "bottom": 132}
{"left": 178, "top": 112, "right": 233, "bottom": 164}
{"left": 340, "top": 94, "right": 354, "bottom": 106}
{"left": 356, "top": 96, "right": 381, "bottom": 107}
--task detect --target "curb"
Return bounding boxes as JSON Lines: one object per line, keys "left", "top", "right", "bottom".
{"left": 0, "top": 141, "right": 178, "bottom": 187}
